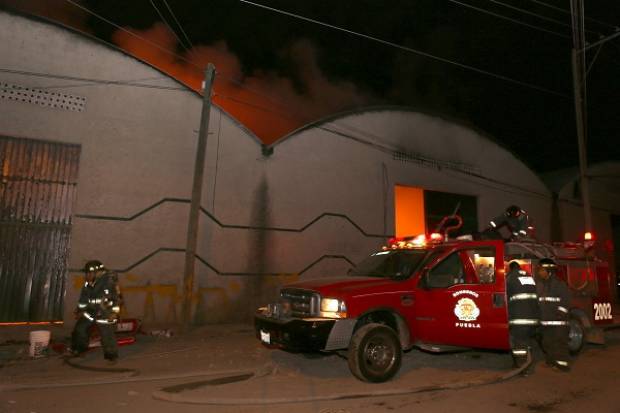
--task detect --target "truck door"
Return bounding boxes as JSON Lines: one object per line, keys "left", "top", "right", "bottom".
{"left": 413, "top": 245, "right": 510, "bottom": 350}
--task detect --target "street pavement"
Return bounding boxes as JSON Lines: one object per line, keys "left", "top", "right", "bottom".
{"left": 1, "top": 324, "right": 620, "bottom": 412}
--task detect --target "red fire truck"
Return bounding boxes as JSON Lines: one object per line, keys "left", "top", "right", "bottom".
{"left": 254, "top": 217, "right": 616, "bottom": 382}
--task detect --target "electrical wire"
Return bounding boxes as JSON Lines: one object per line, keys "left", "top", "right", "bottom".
{"left": 481, "top": 0, "right": 601, "bottom": 36}
{"left": 524, "top": 0, "right": 619, "bottom": 30}
{"left": 63, "top": 0, "right": 298, "bottom": 115}
{"left": 64, "top": 0, "right": 203, "bottom": 72}
{"left": 150, "top": 0, "right": 304, "bottom": 114}
{"left": 149, "top": 0, "right": 191, "bottom": 52}
{"left": 214, "top": 93, "right": 312, "bottom": 123}
{"left": 0, "top": 68, "right": 188, "bottom": 91}
{"left": 211, "top": 109, "right": 222, "bottom": 214}
{"left": 161, "top": 0, "right": 196, "bottom": 51}
{"left": 570, "top": 0, "right": 588, "bottom": 143}
{"left": 484, "top": 0, "right": 571, "bottom": 28}
{"left": 447, "top": 0, "right": 570, "bottom": 39}
{"left": 239, "top": 0, "right": 569, "bottom": 98}
{"left": 207, "top": 89, "right": 553, "bottom": 198}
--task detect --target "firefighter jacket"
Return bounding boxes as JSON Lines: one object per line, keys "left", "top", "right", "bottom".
{"left": 506, "top": 268, "right": 540, "bottom": 326}
{"left": 489, "top": 213, "right": 530, "bottom": 238}
{"left": 536, "top": 274, "right": 571, "bottom": 326}
{"left": 76, "top": 272, "right": 121, "bottom": 325}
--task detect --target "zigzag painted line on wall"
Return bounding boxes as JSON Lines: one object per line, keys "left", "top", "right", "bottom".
{"left": 68, "top": 247, "right": 356, "bottom": 276}
{"left": 74, "top": 197, "right": 391, "bottom": 238}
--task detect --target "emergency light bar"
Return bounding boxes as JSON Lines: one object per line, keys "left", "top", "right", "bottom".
{"left": 385, "top": 233, "right": 444, "bottom": 249}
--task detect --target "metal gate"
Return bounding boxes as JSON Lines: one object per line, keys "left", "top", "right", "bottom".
{"left": 0, "top": 137, "right": 80, "bottom": 322}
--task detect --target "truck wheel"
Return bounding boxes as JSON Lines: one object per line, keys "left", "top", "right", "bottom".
{"left": 348, "top": 323, "right": 402, "bottom": 383}
{"left": 568, "top": 315, "right": 585, "bottom": 355}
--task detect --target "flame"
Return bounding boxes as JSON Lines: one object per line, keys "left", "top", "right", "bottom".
{"left": 111, "top": 23, "right": 371, "bottom": 144}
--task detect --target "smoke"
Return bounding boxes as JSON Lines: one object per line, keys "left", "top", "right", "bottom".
{"left": 0, "top": 0, "right": 90, "bottom": 32}
{"left": 111, "top": 23, "right": 372, "bottom": 143}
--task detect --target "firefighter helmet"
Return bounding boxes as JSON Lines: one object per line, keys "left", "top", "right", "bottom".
{"left": 539, "top": 257, "right": 557, "bottom": 270}
{"left": 83, "top": 260, "right": 105, "bottom": 273}
{"left": 505, "top": 205, "right": 522, "bottom": 218}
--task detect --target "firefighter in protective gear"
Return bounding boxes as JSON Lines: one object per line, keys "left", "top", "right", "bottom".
{"left": 487, "top": 205, "right": 533, "bottom": 240}
{"left": 70, "top": 260, "right": 122, "bottom": 361}
{"left": 506, "top": 261, "right": 540, "bottom": 371}
{"left": 535, "top": 257, "right": 571, "bottom": 372}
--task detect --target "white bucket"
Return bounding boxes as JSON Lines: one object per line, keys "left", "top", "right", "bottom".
{"left": 29, "top": 330, "right": 51, "bottom": 358}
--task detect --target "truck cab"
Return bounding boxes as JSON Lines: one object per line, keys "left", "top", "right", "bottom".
{"left": 254, "top": 230, "right": 615, "bottom": 382}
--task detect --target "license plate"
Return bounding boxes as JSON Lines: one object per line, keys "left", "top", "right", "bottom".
{"left": 260, "top": 330, "right": 270, "bottom": 344}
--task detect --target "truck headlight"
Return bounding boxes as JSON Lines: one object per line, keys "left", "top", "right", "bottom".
{"left": 320, "top": 298, "right": 347, "bottom": 318}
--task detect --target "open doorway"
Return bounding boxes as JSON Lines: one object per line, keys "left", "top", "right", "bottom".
{"left": 394, "top": 185, "right": 478, "bottom": 238}
{"left": 394, "top": 185, "right": 425, "bottom": 237}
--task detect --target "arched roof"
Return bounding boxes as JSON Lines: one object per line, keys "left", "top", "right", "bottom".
{"left": 0, "top": 6, "right": 263, "bottom": 146}
{"left": 542, "top": 161, "right": 620, "bottom": 194}
{"left": 273, "top": 104, "right": 543, "bottom": 177}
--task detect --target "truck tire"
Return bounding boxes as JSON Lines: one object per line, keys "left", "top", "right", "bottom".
{"left": 568, "top": 315, "right": 585, "bottom": 355}
{"left": 348, "top": 323, "right": 402, "bottom": 383}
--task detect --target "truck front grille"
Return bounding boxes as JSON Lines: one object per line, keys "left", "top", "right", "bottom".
{"left": 280, "top": 288, "right": 319, "bottom": 317}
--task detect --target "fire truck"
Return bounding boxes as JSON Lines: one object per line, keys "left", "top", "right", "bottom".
{"left": 254, "top": 215, "right": 617, "bottom": 382}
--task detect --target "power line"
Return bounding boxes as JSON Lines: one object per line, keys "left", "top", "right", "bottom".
{"left": 0, "top": 67, "right": 188, "bottom": 91}
{"left": 148, "top": 0, "right": 303, "bottom": 114}
{"left": 161, "top": 0, "right": 196, "bottom": 51}
{"left": 524, "top": 0, "right": 619, "bottom": 30}
{"left": 481, "top": 0, "right": 601, "bottom": 37}
{"left": 64, "top": 0, "right": 203, "bottom": 72}
{"left": 64, "top": 0, "right": 300, "bottom": 115}
{"left": 447, "top": 0, "right": 570, "bottom": 39}
{"left": 239, "top": 0, "right": 570, "bottom": 98}
{"left": 215, "top": 93, "right": 311, "bottom": 123}
{"left": 211, "top": 92, "right": 555, "bottom": 197}
{"left": 149, "top": 0, "right": 191, "bottom": 52}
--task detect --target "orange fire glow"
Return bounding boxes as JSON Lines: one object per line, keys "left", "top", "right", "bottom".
{"left": 112, "top": 23, "right": 371, "bottom": 144}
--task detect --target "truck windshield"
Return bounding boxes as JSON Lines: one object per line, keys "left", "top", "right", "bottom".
{"left": 349, "top": 249, "right": 430, "bottom": 278}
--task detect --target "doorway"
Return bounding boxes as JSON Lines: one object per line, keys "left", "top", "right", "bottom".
{"left": 0, "top": 136, "right": 81, "bottom": 322}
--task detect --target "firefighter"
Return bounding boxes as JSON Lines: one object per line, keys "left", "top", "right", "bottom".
{"left": 506, "top": 261, "right": 540, "bottom": 372}
{"left": 535, "top": 257, "right": 571, "bottom": 372}
{"left": 69, "top": 260, "right": 121, "bottom": 362}
{"left": 486, "top": 205, "right": 533, "bottom": 240}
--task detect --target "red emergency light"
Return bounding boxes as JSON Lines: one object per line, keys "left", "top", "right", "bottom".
{"left": 429, "top": 232, "right": 443, "bottom": 241}
{"left": 386, "top": 233, "right": 444, "bottom": 249}
{"left": 584, "top": 232, "right": 594, "bottom": 241}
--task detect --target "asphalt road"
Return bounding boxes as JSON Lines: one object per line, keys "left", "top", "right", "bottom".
{"left": 2, "top": 327, "right": 620, "bottom": 413}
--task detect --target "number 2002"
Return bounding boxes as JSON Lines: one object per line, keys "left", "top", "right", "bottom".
{"left": 594, "top": 302, "right": 613, "bottom": 320}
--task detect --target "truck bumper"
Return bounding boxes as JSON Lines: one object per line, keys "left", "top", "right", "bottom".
{"left": 254, "top": 310, "right": 356, "bottom": 352}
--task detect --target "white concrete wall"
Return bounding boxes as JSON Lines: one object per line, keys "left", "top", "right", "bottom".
{"left": 1, "top": 10, "right": 553, "bottom": 325}
{"left": 0, "top": 10, "right": 262, "bottom": 323}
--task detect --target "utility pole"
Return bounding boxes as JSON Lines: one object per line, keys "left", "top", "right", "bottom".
{"left": 181, "top": 63, "right": 215, "bottom": 330}
{"left": 570, "top": 0, "right": 592, "bottom": 233}
{"left": 571, "top": 48, "right": 592, "bottom": 233}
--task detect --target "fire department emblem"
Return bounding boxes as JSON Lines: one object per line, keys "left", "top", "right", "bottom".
{"left": 454, "top": 298, "right": 480, "bottom": 321}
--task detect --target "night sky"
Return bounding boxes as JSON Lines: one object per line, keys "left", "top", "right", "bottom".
{"left": 2, "top": 0, "right": 620, "bottom": 172}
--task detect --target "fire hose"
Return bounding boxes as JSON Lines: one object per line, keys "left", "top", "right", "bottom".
{"left": 151, "top": 355, "right": 532, "bottom": 405}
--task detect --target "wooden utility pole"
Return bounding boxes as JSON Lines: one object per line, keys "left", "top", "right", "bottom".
{"left": 182, "top": 63, "right": 215, "bottom": 330}
{"left": 570, "top": 0, "right": 592, "bottom": 234}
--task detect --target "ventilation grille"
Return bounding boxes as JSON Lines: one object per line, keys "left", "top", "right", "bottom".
{"left": 1, "top": 82, "right": 86, "bottom": 112}
{"left": 393, "top": 150, "right": 480, "bottom": 175}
